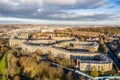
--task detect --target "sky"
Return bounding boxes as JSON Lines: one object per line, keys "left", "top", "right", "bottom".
{"left": 0, "top": 0, "right": 120, "bottom": 25}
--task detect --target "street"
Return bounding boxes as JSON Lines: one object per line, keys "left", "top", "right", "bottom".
{"left": 107, "top": 44, "right": 120, "bottom": 70}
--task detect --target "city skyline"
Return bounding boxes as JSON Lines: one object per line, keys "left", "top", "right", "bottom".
{"left": 0, "top": 0, "right": 120, "bottom": 25}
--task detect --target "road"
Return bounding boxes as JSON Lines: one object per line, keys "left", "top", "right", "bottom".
{"left": 108, "top": 51, "right": 120, "bottom": 70}
{"left": 106, "top": 43, "right": 120, "bottom": 70}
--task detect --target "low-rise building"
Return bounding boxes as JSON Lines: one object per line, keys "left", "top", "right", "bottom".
{"left": 9, "top": 38, "right": 25, "bottom": 48}
{"left": 9, "top": 34, "right": 113, "bottom": 72}
{"left": 22, "top": 39, "right": 113, "bottom": 71}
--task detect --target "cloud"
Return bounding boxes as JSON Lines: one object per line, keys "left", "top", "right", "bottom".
{"left": 43, "top": 0, "right": 108, "bottom": 9}
{"left": 0, "top": 0, "right": 118, "bottom": 21}
{"left": 45, "top": 12, "right": 114, "bottom": 21}
{"left": 112, "top": 10, "right": 120, "bottom": 12}
{"left": 0, "top": 0, "right": 109, "bottom": 12}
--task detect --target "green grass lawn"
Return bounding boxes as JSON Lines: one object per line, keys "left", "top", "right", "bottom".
{"left": 0, "top": 51, "right": 9, "bottom": 74}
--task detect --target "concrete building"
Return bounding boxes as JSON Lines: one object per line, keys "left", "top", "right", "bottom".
{"left": 21, "top": 39, "right": 113, "bottom": 71}
{"left": 75, "top": 54, "right": 113, "bottom": 71}
{"left": 54, "top": 41, "right": 99, "bottom": 52}
{"left": 9, "top": 34, "right": 113, "bottom": 71}
{"left": 9, "top": 38, "right": 25, "bottom": 48}
{"left": 41, "top": 29, "right": 54, "bottom": 33}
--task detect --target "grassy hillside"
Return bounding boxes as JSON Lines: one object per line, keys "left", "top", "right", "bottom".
{"left": 0, "top": 51, "right": 9, "bottom": 74}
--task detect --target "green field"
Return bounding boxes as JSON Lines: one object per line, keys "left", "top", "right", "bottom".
{"left": 0, "top": 51, "right": 9, "bottom": 74}
{"left": 0, "top": 77, "right": 2, "bottom": 80}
